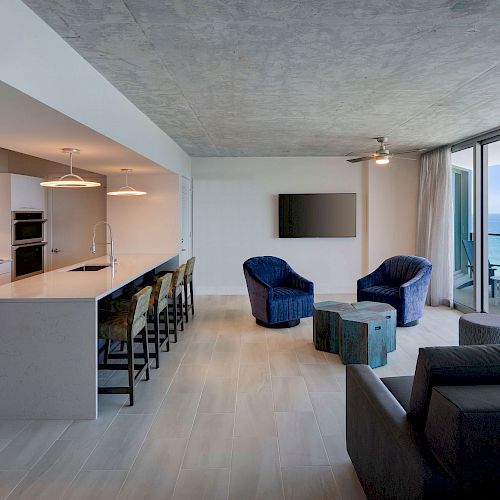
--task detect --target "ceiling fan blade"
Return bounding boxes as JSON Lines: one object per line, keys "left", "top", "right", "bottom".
{"left": 392, "top": 156, "right": 417, "bottom": 161}
{"left": 347, "top": 156, "right": 373, "bottom": 163}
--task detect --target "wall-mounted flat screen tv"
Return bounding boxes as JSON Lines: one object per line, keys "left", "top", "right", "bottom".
{"left": 279, "top": 193, "right": 356, "bottom": 238}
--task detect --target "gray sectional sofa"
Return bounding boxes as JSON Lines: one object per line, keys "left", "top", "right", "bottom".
{"left": 346, "top": 344, "right": 500, "bottom": 499}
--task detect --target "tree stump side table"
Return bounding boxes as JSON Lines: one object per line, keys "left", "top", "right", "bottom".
{"left": 352, "top": 301, "right": 397, "bottom": 352}
{"left": 313, "top": 301, "right": 355, "bottom": 354}
{"left": 338, "top": 311, "right": 388, "bottom": 368}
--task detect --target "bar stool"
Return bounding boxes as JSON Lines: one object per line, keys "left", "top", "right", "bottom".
{"left": 184, "top": 256, "right": 196, "bottom": 323}
{"left": 98, "top": 286, "right": 152, "bottom": 406}
{"left": 168, "top": 264, "right": 185, "bottom": 342}
{"left": 148, "top": 273, "right": 172, "bottom": 368}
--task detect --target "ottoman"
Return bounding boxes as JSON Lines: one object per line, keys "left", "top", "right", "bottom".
{"left": 459, "top": 313, "right": 500, "bottom": 345}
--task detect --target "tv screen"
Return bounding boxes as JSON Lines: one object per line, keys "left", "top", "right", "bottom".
{"left": 279, "top": 193, "right": 356, "bottom": 238}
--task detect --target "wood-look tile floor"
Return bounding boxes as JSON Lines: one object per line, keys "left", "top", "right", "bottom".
{"left": 0, "top": 295, "right": 461, "bottom": 500}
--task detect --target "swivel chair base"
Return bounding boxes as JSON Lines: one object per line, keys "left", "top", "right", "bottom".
{"left": 256, "top": 318, "right": 300, "bottom": 329}
{"left": 398, "top": 319, "right": 419, "bottom": 327}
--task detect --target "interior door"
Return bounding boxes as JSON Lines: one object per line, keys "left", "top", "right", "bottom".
{"left": 179, "top": 176, "right": 192, "bottom": 264}
{"left": 48, "top": 186, "right": 107, "bottom": 270}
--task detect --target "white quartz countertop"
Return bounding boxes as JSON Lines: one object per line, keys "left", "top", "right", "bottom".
{"left": 0, "top": 253, "right": 177, "bottom": 302}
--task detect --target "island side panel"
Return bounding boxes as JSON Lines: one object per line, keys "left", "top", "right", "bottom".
{"left": 0, "top": 299, "right": 97, "bottom": 419}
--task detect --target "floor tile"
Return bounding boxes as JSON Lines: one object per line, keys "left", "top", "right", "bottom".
{"left": 83, "top": 414, "right": 154, "bottom": 470}
{"left": 199, "top": 377, "right": 237, "bottom": 413}
{"left": 182, "top": 341, "right": 214, "bottom": 365}
{"left": 7, "top": 439, "right": 97, "bottom": 500}
{"left": 182, "top": 413, "right": 234, "bottom": 468}
{"left": 116, "top": 437, "right": 187, "bottom": 500}
{"left": 173, "top": 468, "right": 229, "bottom": 500}
{"left": 153, "top": 392, "right": 199, "bottom": 438}
{"left": 294, "top": 343, "right": 327, "bottom": 364}
{"left": 309, "top": 392, "right": 346, "bottom": 436}
{"left": 238, "top": 364, "right": 270, "bottom": 394}
{"left": 282, "top": 466, "right": 340, "bottom": 500}
{"left": 241, "top": 343, "right": 268, "bottom": 364}
{"left": 299, "top": 364, "right": 343, "bottom": 392}
{"left": 235, "top": 389, "right": 276, "bottom": 438}
{"left": 269, "top": 352, "right": 301, "bottom": 377}
{"left": 168, "top": 364, "right": 208, "bottom": 394}
{"left": 208, "top": 351, "right": 241, "bottom": 378}
{"left": 61, "top": 470, "right": 127, "bottom": 500}
{"left": 275, "top": 412, "right": 329, "bottom": 467}
{"left": 272, "top": 377, "right": 313, "bottom": 412}
{"left": 229, "top": 435, "right": 283, "bottom": 500}
{"left": 0, "top": 420, "right": 70, "bottom": 470}
{"left": 0, "top": 471, "right": 26, "bottom": 500}
{"left": 0, "top": 421, "right": 31, "bottom": 442}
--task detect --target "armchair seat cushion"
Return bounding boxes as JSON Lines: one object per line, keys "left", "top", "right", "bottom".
{"left": 273, "top": 286, "right": 311, "bottom": 299}
{"left": 358, "top": 285, "right": 400, "bottom": 301}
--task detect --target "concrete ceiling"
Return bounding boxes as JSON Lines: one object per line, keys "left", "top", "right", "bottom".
{"left": 22, "top": 0, "right": 500, "bottom": 157}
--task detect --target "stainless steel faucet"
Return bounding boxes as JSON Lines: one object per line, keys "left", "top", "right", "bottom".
{"left": 91, "top": 221, "right": 116, "bottom": 267}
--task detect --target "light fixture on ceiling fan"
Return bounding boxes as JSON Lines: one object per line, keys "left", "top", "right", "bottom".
{"left": 40, "top": 148, "right": 101, "bottom": 188}
{"left": 107, "top": 168, "right": 147, "bottom": 196}
{"left": 345, "top": 137, "right": 419, "bottom": 165}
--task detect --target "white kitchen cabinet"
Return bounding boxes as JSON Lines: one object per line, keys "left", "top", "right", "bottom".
{"left": 10, "top": 174, "right": 45, "bottom": 211}
{"left": 0, "top": 261, "right": 11, "bottom": 285}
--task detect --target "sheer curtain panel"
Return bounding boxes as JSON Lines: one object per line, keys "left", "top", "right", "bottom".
{"left": 416, "top": 146, "right": 453, "bottom": 306}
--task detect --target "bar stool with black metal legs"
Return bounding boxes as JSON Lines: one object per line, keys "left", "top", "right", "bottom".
{"left": 183, "top": 256, "right": 196, "bottom": 323}
{"left": 168, "top": 264, "right": 185, "bottom": 342}
{"left": 98, "top": 286, "right": 152, "bottom": 406}
{"left": 147, "top": 273, "right": 172, "bottom": 368}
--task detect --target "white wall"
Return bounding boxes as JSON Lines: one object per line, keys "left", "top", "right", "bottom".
{"left": 192, "top": 157, "right": 419, "bottom": 294}
{"left": 367, "top": 162, "right": 419, "bottom": 271}
{"left": 107, "top": 173, "right": 180, "bottom": 255}
{"left": 0, "top": 0, "right": 191, "bottom": 178}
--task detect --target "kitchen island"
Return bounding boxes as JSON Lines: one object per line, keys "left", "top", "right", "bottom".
{"left": 0, "top": 253, "right": 178, "bottom": 419}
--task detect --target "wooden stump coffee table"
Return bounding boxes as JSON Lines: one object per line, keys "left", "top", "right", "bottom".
{"left": 313, "top": 300, "right": 397, "bottom": 367}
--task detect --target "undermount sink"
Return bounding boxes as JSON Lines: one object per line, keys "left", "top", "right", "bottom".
{"left": 68, "top": 265, "right": 110, "bottom": 272}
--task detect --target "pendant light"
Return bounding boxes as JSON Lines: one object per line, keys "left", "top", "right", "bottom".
{"left": 40, "top": 148, "right": 101, "bottom": 188}
{"left": 107, "top": 169, "right": 147, "bottom": 196}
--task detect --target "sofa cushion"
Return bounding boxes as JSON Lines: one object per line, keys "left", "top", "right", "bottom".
{"left": 425, "top": 385, "right": 500, "bottom": 492}
{"left": 381, "top": 376, "right": 414, "bottom": 412}
{"left": 409, "top": 345, "right": 500, "bottom": 426}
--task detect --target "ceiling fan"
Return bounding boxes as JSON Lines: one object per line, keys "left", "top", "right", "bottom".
{"left": 346, "top": 137, "right": 419, "bottom": 165}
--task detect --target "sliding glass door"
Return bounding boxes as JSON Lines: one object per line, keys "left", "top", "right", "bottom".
{"left": 452, "top": 147, "right": 475, "bottom": 310}
{"left": 485, "top": 140, "right": 500, "bottom": 312}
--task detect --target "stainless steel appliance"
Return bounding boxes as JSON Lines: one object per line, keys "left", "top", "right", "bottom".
{"left": 12, "top": 211, "right": 47, "bottom": 245}
{"left": 11, "top": 211, "right": 47, "bottom": 281}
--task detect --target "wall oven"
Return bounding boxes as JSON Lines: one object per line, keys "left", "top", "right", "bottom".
{"left": 12, "top": 211, "right": 47, "bottom": 245}
{"left": 12, "top": 242, "right": 47, "bottom": 281}
{"left": 11, "top": 211, "right": 48, "bottom": 281}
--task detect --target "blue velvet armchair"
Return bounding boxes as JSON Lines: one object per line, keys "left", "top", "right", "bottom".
{"left": 357, "top": 255, "right": 432, "bottom": 327}
{"left": 243, "top": 256, "right": 314, "bottom": 328}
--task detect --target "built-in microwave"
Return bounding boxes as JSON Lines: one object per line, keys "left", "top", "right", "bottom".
{"left": 12, "top": 211, "right": 47, "bottom": 245}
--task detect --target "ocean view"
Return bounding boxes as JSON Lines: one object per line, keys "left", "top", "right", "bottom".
{"left": 489, "top": 213, "right": 500, "bottom": 264}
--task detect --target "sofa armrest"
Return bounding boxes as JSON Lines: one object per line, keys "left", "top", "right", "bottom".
{"left": 286, "top": 271, "right": 314, "bottom": 294}
{"left": 346, "top": 365, "right": 459, "bottom": 500}
{"left": 357, "top": 265, "right": 384, "bottom": 291}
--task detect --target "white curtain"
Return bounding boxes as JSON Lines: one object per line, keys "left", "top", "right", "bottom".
{"left": 416, "top": 146, "right": 453, "bottom": 306}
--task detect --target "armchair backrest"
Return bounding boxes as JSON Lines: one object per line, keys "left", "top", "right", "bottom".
{"left": 381, "top": 255, "right": 431, "bottom": 285}
{"left": 243, "top": 256, "right": 292, "bottom": 287}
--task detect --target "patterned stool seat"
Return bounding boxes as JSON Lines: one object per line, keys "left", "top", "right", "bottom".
{"left": 459, "top": 313, "right": 500, "bottom": 345}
